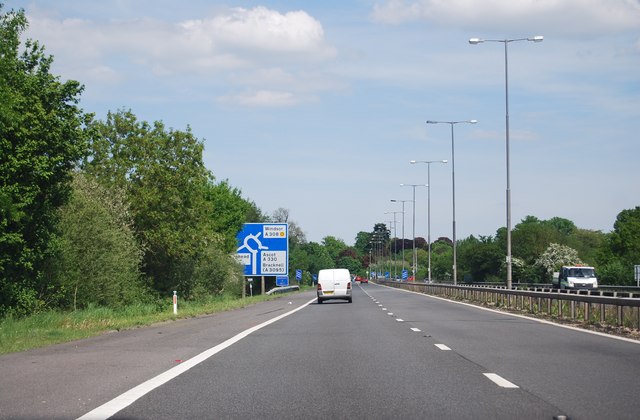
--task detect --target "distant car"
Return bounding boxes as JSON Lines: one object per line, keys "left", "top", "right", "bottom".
{"left": 356, "top": 276, "right": 368, "bottom": 284}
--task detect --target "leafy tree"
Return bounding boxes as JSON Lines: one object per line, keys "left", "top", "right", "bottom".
{"left": 244, "top": 199, "right": 266, "bottom": 223}
{"left": 302, "top": 242, "right": 334, "bottom": 274}
{"left": 82, "top": 109, "right": 237, "bottom": 297}
{"left": 269, "top": 208, "right": 307, "bottom": 248}
{"left": 511, "top": 216, "right": 561, "bottom": 264}
{"left": 337, "top": 255, "right": 362, "bottom": 275}
{"left": 353, "top": 231, "right": 371, "bottom": 255}
{"left": 204, "top": 180, "right": 253, "bottom": 252}
{"left": 546, "top": 217, "right": 577, "bottom": 236}
{"left": 1, "top": 6, "right": 90, "bottom": 315}
{"left": 457, "top": 235, "right": 502, "bottom": 282}
{"left": 565, "top": 228, "right": 604, "bottom": 265}
{"left": 597, "top": 206, "right": 640, "bottom": 285}
{"left": 608, "top": 207, "right": 640, "bottom": 267}
{"left": 322, "top": 236, "right": 348, "bottom": 265}
{"left": 430, "top": 241, "right": 452, "bottom": 281}
{"left": 50, "top": 173, "right": 146, "bottom": 310}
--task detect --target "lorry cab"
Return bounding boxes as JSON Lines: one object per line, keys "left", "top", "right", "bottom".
{"left": 317, "top": 268, "right": 352, "bottom": 304}
{"left": 553, "top": 266, "right": 598, "bottom": 290}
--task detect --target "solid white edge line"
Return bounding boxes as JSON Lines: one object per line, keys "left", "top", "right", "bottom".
{"left": 76, "top": 297, "right": 317, "bottom": 420}
{"left": 483, "top": 373, "right": 519, "bottom": 388}
{"left": 434, "top": 344, "right": 451, "bottom": 351}
{"left": 371, "top": 282, "right": 640, "bottom": 344}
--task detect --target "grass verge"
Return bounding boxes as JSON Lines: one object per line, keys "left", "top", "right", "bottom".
{"left": 0, "top": 290, "right": 305, "bottom": 355}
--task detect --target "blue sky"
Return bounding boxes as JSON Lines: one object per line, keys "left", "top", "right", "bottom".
{"left": 8, "top": 0, "right": 640, "bottom": 244}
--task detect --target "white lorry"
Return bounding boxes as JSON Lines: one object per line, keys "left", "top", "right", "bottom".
{"left": 552, "top": 266, "right": 598, "bottom": 290}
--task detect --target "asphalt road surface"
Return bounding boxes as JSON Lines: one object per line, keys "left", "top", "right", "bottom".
{"left": 1, "top": 283, "right": 639, "bottom": 419}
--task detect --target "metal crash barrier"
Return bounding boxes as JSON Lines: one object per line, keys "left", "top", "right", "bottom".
{"left": 378, "top": 280, "right": 640, "bottom": 331}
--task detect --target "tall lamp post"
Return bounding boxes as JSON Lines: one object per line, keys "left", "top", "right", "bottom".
{"left": 469, "top": 35, "right": 543, "bottom": 290}
{"left": 385, "top": 210, "right": 403, "bottom": 280}
{"left": 426, "top": 120, "right": 477, "bottom": 285}
{"left": 385, "top": 219, "right": 394, "bottom": 278}
{"left": 400, "top": 184, "right": 428, "bottom": 280}
{"left": 390, "top": 199, "right": 412, "bottom": 275}
{"left": 410, "top": 159, "right": 447, "bottom": 283}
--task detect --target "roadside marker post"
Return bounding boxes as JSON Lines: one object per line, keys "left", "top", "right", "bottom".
{"left": 173, "top": 291, "right": 177, "bottom": 315}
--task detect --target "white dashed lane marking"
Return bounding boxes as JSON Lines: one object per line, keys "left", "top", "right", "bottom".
{"left": 434, "top": 344, "right": 451, "bottom": 351}
{"left": 483, "top": 373, "right": 519, "bottom": 388}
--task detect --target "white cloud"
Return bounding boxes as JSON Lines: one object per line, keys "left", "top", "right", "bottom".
{"left": 217, "top": 90, "right": 302, "bottom": 107}
{"left": 22, "top": 5, "right": 338, "bottom": 106}
{"left": 372, "top": 0, "right": 640, "bottom": 35}
{"left": 24, "top": 6, "right": 335, "bottom": 74}
{"left": 188, "top": 6, "right": 335, "bottom": 57}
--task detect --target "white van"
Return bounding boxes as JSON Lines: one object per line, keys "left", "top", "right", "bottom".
{"left": 552, "top": 266, "right": 598, "bottom": 290}
{"left": 317, "top": 268, "right": 352, "bottom": 304}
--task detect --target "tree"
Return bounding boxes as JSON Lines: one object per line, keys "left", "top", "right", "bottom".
{"left": 49, "top": 173, "right": 146, "bottom": 310}
{"left": 302, "top": 242, "right": 334, "bottom": 274}
{"left": 597, "top": 206, "right": 640, "bottom": 285}
{"left": 608, "top": 207, "right": 640, "bottom": 267}
{"left": 322, "top": 236, "right": 348, "bottom": 265}
{"left": 1, "top": 6, "right": 90, "bottom": 316}
{"left": 353, "top": 231, "right": 371, "bottom": 255}
{"left": 204, "top": 180, "right": 253, "bottom": 252}
{"left": 82, "top": 109, "right": 235, "bottom": 297}
{"left": 270, "top": 208, "right": 306, "bottom": 248}
{"left": 430, "top": 241, "right": 452, "bottom": 281}
{"left": 511, "top": 216, "right": 561, "bottom": 264}
{"left": 546, "top": 217, "right": 577, "bottom": 236}
{"left": 457, "top": 235, "right": 502, "bottom": 282}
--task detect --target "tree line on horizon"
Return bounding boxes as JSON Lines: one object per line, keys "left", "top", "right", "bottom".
{"left": 328, "top": 212, "right": 639, "bottom": 285}
{"left": 1, "top": 7, "right": 638, "bottom": 318}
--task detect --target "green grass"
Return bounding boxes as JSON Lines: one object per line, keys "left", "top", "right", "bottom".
{"left": 0, "top": 290, "right": 305, "bottom": 355}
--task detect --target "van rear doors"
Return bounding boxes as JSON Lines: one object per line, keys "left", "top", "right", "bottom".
{"left": 317, "top": 268, "right": 352, "bottom": 303}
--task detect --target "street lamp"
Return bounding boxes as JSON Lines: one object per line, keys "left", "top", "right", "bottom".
{"left": 410, "top": 159, "right": 447, "bottom": 283}
{"left": 390, "top": 199, "right": 412, "bottom": 275}
{"left": 425, "top": 120, "right": 477, "bottom": 285}
{"left": 385, "top": 219, "right": 395, "bottom": 279}
{"left": 469, "top": 35, "right": 543, "bottom": 290}
{"left": 385, "top": 210, "right": 403, "bottom": 280}
{"left": 400, "top": 183, "right": 428, "bottom": 280}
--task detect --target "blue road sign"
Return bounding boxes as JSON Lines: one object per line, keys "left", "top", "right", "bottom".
{"left": 276, "top": 276, "right": 289, "bottom": 286}
{"left": 235, "top": 223, "right": 288, "bottom": 276}
{"left": 401, "top": 269, "right": 409, "bottom": 280}
{"left": 295, "top": 269, "right": 303, "bottom": 280}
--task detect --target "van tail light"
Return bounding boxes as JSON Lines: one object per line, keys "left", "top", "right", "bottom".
{"left": 317, "top": 283, "right": 322, "bottom": 291}
{"left": 347, "top": 282, "right": 351, "bottom": 290}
